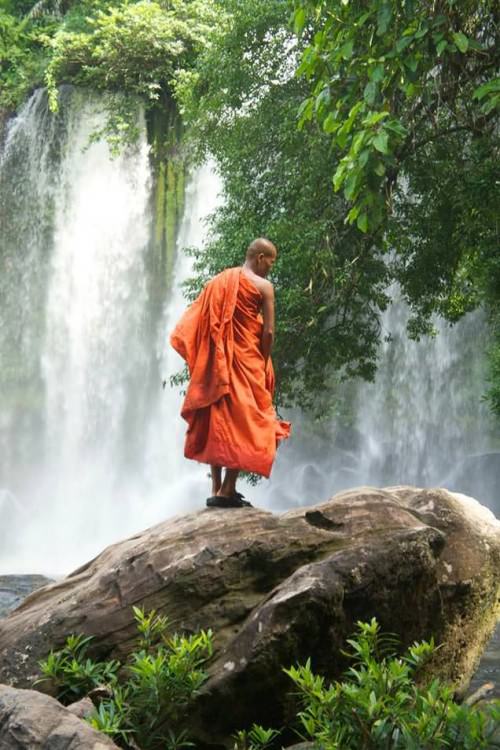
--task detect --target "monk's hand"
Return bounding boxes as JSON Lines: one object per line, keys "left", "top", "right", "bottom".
{"left": 265, "top": 359, "right": 275, "bottom": 395}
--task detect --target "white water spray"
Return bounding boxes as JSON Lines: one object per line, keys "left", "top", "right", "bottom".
{"left": 41, "top": 93, "right": 151, "bottom": 515}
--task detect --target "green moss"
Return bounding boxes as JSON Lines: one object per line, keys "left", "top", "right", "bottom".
{"left": 147, "top": 99, "right": 186, "bottom": 308}
{"left": 165, "top": 159, "right": 178, "bottom": 283}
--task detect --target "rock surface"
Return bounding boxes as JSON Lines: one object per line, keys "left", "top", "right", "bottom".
{"left": 0, "top": 575, "right": 55, "bottom": 618}
{"left": 0, "top": 684, "right": 119, "bottom": 749}
{"left": 66, "top": 697, "right": 96, "bottom": 720}
{"left": 0, "top": 486, "right": 499, "bottom": 741}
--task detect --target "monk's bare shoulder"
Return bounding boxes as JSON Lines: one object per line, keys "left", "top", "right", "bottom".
{"left": 246, "top": 272, "right": 274, "bottom": 299}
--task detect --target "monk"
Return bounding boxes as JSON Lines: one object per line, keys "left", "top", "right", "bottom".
{"left": 170, "top": 238, "right": 291, "bottom": 508}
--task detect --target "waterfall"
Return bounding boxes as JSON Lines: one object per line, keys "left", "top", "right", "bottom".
{"left": 1, "top": 88, "right": 498, "bottom": 575}
{"left": 41, "top": 89, "right": 151, "bottom": 518}
{"left": 0, "top": 90, "right": 220, "bottom": 573}
{"left": 354, "top": 294, "right": 496, "bottom": 489}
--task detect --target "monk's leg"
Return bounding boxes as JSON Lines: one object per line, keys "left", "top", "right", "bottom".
{"left": 211, "top": 465, "right": 222, "bottom": 496}
{"left": 219, "top": 468, "right": 239, "bottom": 497}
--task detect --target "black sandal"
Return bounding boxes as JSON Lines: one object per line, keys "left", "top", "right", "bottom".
{"left": 206, "top": 494, "right": 253, "bottom": 508}
{"left": 233, "top": 492, "right": 252, "bottom": 507}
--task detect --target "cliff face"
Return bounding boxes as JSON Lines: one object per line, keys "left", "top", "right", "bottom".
{"left": 0, "top": 486, "right": 499, "bottom": 741}
{"left": 147, "top": 96, "right": 186, "bottom": 318}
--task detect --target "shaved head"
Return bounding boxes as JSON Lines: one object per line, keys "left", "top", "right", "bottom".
{"left": 246, "top": 237, "right": 277, "bottom": 260}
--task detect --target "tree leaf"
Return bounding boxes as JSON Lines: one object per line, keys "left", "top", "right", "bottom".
{"left": 473, "top": 79, "right": 500, "bottom": 100}
{"left": 358, "top": 148, "right": 370, "bottom": 167}
{"left": 357, "top": 212, "right": 369, "bottom": 232}
{"left": 340, "top": 39, "right": 353, "bottom": 59}
{"left": 323, "top": 111, "right": 339, "bottom": 134}
{"left": 405, "top": 55, "right": 418, "bottom": 73}
{"left": 315, "top": 86, "right": 330, "bottom": 114}
{"left": 364, "top": 80, "right": 377, "bottom": 106}
{"left": 395, "top": 36, "right": 412, "bottom": 53}
{"left": 376, "top": 4, "right": 392, "bottom": 36}
{"left": 344, "top": 171, "right": 359, "bottom": 200}
{"left": 373, "top": 131, "right": 389, "bottom": 154}
{"left": 347, "top": 205, "right": 360, "bottom": 222}
{"left": 370, "top": 64, "right": 385, "bottom": 83}
{"left": 452, "top": 32, "right": 469, "bottom": 53}
{"left": 333, "top": 164, "right": 346, "bottom": 191}
{"left": 436, "top": 39, "right": 447, "bottom": 55}
{"left": 414, "top": 26, "right": 428, "bottom": 40}
{"left": 363, "top": 111, "right": 389, "bottom": 127}
{"left": 293, "top": 8, "right": 306, "bottom": 36}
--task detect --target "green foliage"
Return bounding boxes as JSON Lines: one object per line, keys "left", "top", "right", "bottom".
{"left": 233, "top": 724, "right": 281, "bottom": 750}
{"left": 35, "top": 632, "right": 120, "bottom": 702}
{"left": 0, "top": 0, "right": 220, "bottom": 151}
{"left": 44, "top": 1, "right": 219, "bottom": 112}
{"left": 180, "top": 0, "right": 500, "bottom": 414}
{"left": 291, "top": 0, "right": 500, "bottom": 408}
{"left": 285, "top": 618, "right": 500, "bottom": 749}
{"left": 180, "top": 0, "right": 390, "bottom": 411}
{"left": 294, "top": 0, "right": 499, "bottom": 234}
{"left": 0, "top": 8, "right": 54, "bottom": 109}
{"left": 35, "top": 606, "right": 213, "bottom": 750}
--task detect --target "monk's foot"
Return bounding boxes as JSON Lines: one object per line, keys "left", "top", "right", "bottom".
{"left": 206, "top": 494, "right": 252, "bottom": 508}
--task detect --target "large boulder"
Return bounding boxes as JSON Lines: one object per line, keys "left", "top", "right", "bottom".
{"left": 0, "top": 684, "right": 119, "bottom": 749}
{"left": 0, "top": 486, "right": 499, "bottom": 741}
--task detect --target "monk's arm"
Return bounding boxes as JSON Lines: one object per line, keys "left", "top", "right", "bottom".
{"left": 261, "top": 282, "right": 275, "bottom": 363}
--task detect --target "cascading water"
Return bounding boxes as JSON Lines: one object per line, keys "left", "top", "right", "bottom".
{"left": 354, "top": 294, "right": 497, "bottom": 490}
{"left": 1, "top": 87, "right": 499, "bottom": 576}
{"left": 0, "top": 89, "right": 218, "bottom": 573}
{"left": 41, "top": 89, "right": 151, "bottom": 530}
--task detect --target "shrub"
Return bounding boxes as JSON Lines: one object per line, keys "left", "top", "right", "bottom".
{"left": 285, "top": 618, "right": 500, "bottom": 749}
{"left": 44, "top": 1, "right": 220, "bottom": 112}
{"left": 36, "top": 606, "right": 213, "bottom": 750}
{"left": 233, "top": 724, "right": 281, "bottom": 750}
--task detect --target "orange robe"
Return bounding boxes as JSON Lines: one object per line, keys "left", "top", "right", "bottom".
{"left": 170, "top": 267, "right": 290, "bottom": 477}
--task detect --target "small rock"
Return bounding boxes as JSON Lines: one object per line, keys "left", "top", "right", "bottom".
{"left": 0, "top": 684, "right": 119, "bottom": 748}
{"left": 67, "top": 696, "right": 96, "bottom": 720}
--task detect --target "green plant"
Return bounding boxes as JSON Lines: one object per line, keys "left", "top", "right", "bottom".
{"left": 294, "top": 0, "right": 499, "bottom": 235}
{"left": 285, "top": 618, "right": 500, "bottom": 749}
{"left": 36, "top": 607, "right": 213, "bottom": 750}
{"left": 88, "top": 687, "right": 133, "bottom": 746}
{"left": 233, "top": 724, "right": 281, "bottom": 750}
{"left": 42, "top": 0, "right": 220, "bottom": 149}
{"left": 36, "top": 632, "right": 120, "bottom": 702}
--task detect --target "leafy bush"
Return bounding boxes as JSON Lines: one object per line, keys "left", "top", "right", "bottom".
{"left": 0, "top": 10, "right": 53, "bottom": 109}
{"left": 35, "top": 632, "right": 121, "bottom": 703}
{"left": 44, "top": 1, "right": 220, "bottom": 111}
{"left": 285, "top": 618, "right": 500, "bottom": 749}
{"left": 35, "top": 615, "right": 500, "bottom": 749}
{"left": 233, "top": 724, "right": 281, "bottom": 750}
{"left": 36, "top": 606, "right": 213, "bottom": 750}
